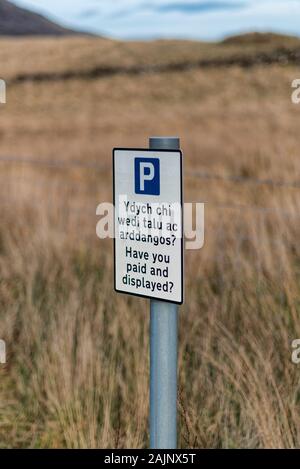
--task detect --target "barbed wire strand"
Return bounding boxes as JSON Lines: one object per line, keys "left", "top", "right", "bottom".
{"left": 0, "top": 155, "right": 107, "bottom": 171}
{"left": 186, "top": 170, "right": 300, "bottom": 189}
{"left": 1, "top": 156, "right": 300, "bottom": 216}
{"left": 1, "top": 155, "right": 299, "bottom": 190}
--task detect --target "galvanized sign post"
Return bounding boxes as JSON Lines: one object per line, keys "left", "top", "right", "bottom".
{"left": 113, "top": 137, "right": 183, "bottom": 448}
{"left": 149, "top": 137, "right": 181, "bottom": 449}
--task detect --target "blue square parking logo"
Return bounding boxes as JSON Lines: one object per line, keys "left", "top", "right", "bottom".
{"left": 135, "top": 158, "right": 160, "bottom": 195}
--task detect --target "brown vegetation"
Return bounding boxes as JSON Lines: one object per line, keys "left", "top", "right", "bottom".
{"left": 0, "top": 35, "right": 300, "bottom": 448}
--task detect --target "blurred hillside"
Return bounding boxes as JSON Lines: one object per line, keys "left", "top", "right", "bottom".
{"left": 0, "top": 32, "right": 300, "bottom": 83}
{"left": 0, "top": 0, "right": 77, "bottom": 35}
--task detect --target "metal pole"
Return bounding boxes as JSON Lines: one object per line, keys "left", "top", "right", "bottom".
{"left": 149, "top": 136, "right": 180, "bottom": 449}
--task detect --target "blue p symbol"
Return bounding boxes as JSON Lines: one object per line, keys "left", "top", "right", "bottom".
{"left": 135, "top": 158, "right": 160, "bottom": 195}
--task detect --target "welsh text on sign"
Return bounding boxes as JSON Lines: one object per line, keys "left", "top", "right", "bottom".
{"left": 113, "top": 148, "right": 183, "bottom": 304}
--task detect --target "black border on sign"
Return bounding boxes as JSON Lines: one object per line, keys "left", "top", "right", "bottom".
{"left": 113, "top": 147, "right": 184, "bottom": 305}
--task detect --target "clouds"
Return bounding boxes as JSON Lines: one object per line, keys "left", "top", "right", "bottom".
{"left": 155, "top": 1, "right": 245, "bottom": 14}
{"left": 11, "top": 0, "right": 300, "bottom": 39}
{"left": 104, "top": 0, "right": 246, "bottom": 21}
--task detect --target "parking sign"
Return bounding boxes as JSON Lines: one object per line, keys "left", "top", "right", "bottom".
{"left": 135, "top": 158, "right": 160, "bottom": 195}
{"left": 113, "top": 148, "right": 183, "bottom": 304}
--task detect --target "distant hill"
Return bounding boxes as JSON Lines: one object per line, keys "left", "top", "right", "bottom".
{"left": 222, "top": 32, "right": 300, "bottom": 46}
{"left": 0, "top": 0, "right": 78, "bottom": 35}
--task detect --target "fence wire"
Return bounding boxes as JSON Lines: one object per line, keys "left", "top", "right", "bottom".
{"left": 1, "top": 155, "right": 300, "bottom": 216}
{"left": 186, "top": 170, "right": 300, "bottom": 190}
{"left": 1, "top": 155, "right": 299, "bottom": 190}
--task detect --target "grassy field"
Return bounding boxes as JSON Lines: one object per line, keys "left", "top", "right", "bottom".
{"left": 0, "top": 33, "right": 300, "bottom": 448}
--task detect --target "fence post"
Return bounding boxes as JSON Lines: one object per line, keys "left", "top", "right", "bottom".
{"left": 149, "top": 136, "right": 180, "bottom": 449}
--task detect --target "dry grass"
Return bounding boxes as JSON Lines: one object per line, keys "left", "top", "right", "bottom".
{"left": 1, "top": 32, "right": 299, "bottom": 80}
{"left": 0, "top": 35, "right": 300, "bottom": 448}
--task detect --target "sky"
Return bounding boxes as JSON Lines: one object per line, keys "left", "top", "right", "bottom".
{"left": 11, "top": 0, "right": 300, "bottom": 40}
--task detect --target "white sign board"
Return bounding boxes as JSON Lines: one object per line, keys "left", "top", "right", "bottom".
{"left": 113, "top": 148, "right": 184, "bottom": 304}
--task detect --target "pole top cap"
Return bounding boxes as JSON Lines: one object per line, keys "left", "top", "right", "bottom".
{"left": 149, "top": 137, "right": 180, "bottom": 150}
